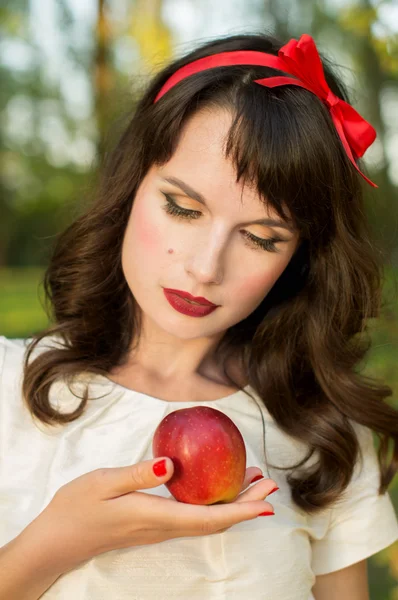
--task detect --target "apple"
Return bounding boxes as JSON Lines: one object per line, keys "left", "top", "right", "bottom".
{"left": 152, "top": 406, "right": 247, "bottom": 505}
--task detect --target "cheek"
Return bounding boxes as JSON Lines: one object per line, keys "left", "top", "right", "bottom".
{"left": 130, "top": 200, "right": 163, "bottom": 255}
{"left": 122, "top": 200, "right": 166, "bottom": 285}
{"left": 236, "top": 262, "right": 287, "bottom": 302}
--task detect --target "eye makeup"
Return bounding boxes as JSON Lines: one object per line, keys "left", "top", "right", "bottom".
{"left": 160, "top": 192, "right": 286, "bottom": 254}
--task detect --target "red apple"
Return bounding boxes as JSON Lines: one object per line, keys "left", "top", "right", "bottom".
{"left": 152, "top": 406, "right": 246, "bottom": 505}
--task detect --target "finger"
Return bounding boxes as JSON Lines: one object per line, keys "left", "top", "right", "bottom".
{"left": 235, "top": 478, "right": 279, "bottom": 504}
{"left": 161, "top": 497, "right": 275, "bottom": 536}
{"left": 165, "top": 469, "right": 276, "bottom": 501}
{"left": 240, "top": 467, "right": 264, "bottom": 492}
{"left": 92, "top": 457, "right": 175, "bottom": 499}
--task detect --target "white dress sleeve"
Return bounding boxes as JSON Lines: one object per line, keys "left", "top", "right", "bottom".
{"left": 0, "top": 337, "right": 5, "bottom": 373}
{"left": 0, "top": 337, "right": 5, "bottom": 384}
{"left": 0, "top": 336, "right": 8, "bottom": 395}
{"left": 311, "top": 422, "right": 398, "bottom": 575}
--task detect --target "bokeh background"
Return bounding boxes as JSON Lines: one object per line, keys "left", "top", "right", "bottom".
{"left": 1, "top": 0, "right": 397, "bottom": 596}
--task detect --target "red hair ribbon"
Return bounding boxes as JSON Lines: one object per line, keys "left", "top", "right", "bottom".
{"left": 154, "top": 34, "right": 377, "bottom": 188}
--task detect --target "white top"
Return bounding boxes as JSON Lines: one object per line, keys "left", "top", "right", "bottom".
{"left": 1, "top": 335, "right": 397, "bottom": 600}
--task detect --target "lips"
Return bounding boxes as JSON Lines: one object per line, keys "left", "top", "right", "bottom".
{"left": 163, "top": 290, "right": 219, "bottom": 318}
{"left": 163, "top": 288, "right": 217, "bottom": 307}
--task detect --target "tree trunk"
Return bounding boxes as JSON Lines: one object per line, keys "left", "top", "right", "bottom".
{"left": 94, "top": 0, "right": 113, "bottom": 161}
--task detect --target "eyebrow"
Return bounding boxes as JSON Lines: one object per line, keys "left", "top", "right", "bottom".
{"left": 160, "top": 176, "right": 295, "bottom": 233}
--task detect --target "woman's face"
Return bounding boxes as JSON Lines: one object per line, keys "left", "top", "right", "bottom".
{"left": 121, "top": 107, "right": 300, "bottom": 343}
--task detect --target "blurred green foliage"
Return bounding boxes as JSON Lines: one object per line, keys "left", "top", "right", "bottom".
{"left": 0, "top": 267, "right": 49, "bottom": 336}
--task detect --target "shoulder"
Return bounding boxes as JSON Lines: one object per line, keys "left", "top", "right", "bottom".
{"left": 0, "top": 334, "right": 64, "bottom": 388}
{"left": 310, "top": 420, "right": 398, "bottom": 576}
{"left": 0, "top": 333, "right": 79, "bottom": 430}
{"left": 0, "top": 336, "right": 30, "bottom": 384}
{"left": 0, "top": 335, "right": 28, "bottom": 360}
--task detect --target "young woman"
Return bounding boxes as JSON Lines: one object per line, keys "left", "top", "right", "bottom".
{"left": 0, "top": 32, "right": 397, "bottom": 600}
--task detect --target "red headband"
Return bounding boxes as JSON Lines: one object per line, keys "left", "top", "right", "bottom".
{"left": 154, "top": 34, "right": 377, "bottom": 188}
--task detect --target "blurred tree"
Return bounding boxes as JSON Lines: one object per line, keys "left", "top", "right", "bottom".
{"left": 1, "top": 0, "right": 93, "bottom": 266}
{"left": 0, "top": 3, "right": 28, "bottom": 267}
{"left": 1, "top": 0, "right": 174, "bottom": 266}
{"left": 91, "top": 0, "right": 174, "bottom": 166}
{"left": 336, "top": 0, "right": 398, "bottom": 262}
{"left": 130, "top": 0, "right": 173, "bottom": 71}
{"left": 95, "top": 0, "right": 114, "bottom": 159}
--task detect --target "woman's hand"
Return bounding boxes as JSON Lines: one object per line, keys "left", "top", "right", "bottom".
{"left": 22, "top": 458, "right": 276, "bottom": 574}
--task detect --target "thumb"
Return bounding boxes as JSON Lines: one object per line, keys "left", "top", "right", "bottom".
{"left": 100, "top": 457, "right": 175, "bottom": 499}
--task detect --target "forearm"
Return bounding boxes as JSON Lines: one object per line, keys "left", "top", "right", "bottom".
{"left": 0, "top": 531, "right": 64, "bottom": 600}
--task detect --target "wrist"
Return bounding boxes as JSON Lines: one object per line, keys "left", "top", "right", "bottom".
{"left": 0, "top": 530, "right": 64, "bottom": 600}
{"left": 16, "top": 516, "right": 68, "bottom": 578}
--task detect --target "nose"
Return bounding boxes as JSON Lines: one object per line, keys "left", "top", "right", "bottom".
{"left": 185, "top": 229, "right": 227, "bottom": 285}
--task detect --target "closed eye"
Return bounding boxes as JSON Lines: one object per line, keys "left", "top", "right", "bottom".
{"left": 160, "top": 193, "right": 286, "bottom": 253}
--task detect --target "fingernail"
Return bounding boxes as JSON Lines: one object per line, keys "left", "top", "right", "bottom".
{"left": 258, "top": 511, "right": 275, "bottom": 517}
{"left": 153, "top": 459, "right": 167, "bottom": 477}
{"left": 268, "top": 486, "right": 279, "bottom": 495}
{"left": 250, "top": 474, "right": 264, "bottom": 484}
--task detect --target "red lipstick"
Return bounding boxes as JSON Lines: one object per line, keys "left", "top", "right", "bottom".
{"left": 163, "top": 288, "right": 219, "bottom": 318}
{"left": 164, "top": 288, "right": 217, "bottom": 306}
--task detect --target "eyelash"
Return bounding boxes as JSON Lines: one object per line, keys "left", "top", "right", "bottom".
{"left": 161, "top": 194, "right": 283, "bottom": 253}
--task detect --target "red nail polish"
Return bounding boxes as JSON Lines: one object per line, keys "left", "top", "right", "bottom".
{"left": 153, "top": 459, "right": 167, "bottom": 477}
{"left": 268, "top": 486, "right": 279, "bottom": 495}
{"left": 258, "top": 511, "right": 275, "bottom": 517}
{"left": 250, "top": 474, "right": 264, "bottom": 484}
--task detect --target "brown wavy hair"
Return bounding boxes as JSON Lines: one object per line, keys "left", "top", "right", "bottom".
{"left": 22, "top": 32, "right": 398, "bottom": 514}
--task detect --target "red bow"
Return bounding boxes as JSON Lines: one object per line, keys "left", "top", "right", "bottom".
{"left": 254, "top": 34, "right": 377, "bottom": 187}
{"left": 154, "top": 34, "right": 377, "bottom": 187}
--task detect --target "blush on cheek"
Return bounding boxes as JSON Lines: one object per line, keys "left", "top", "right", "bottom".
{"left": 132, "top": 203, "right": 162, "bottom": 253}
{"left": 238, "top": 263, "right": 288, "bottom": 305}
{"left": 238, "top": 272, "right": 276, "bottom": 299}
